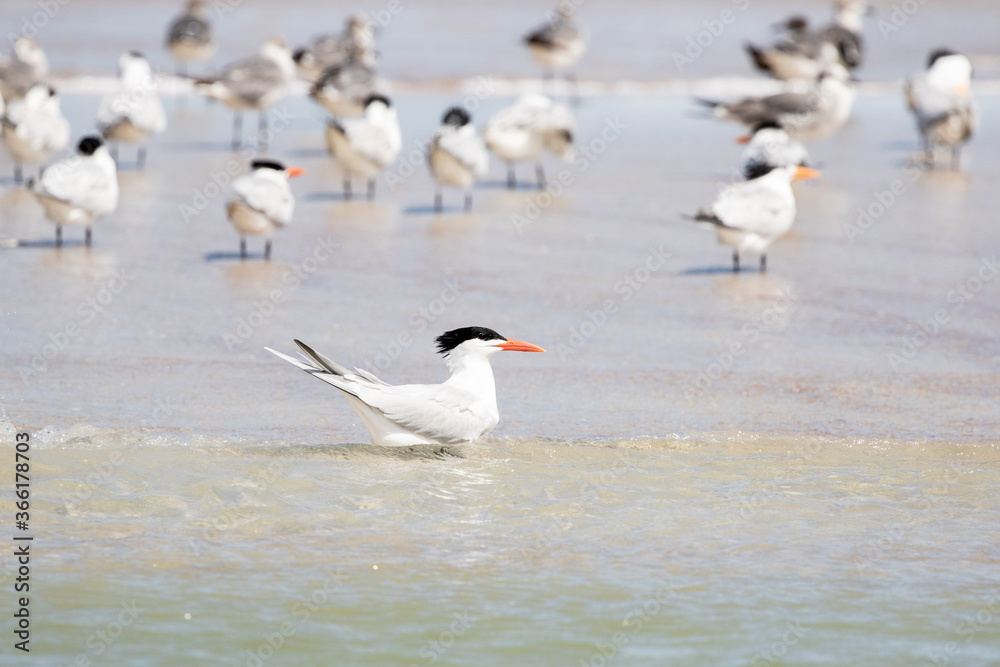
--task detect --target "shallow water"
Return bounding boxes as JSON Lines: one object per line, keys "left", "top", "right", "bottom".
{"left": 2, "top": 0, "right": 1000, "bottom": 664}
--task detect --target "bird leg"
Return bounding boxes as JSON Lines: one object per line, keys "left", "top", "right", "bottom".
{"left": 14, "top": 164, "right": 22, "bottom": 185}
{"left": 367, "top": 179, "right": 376, "bottom": 201}
{"left": 232, "top": 111, "right": 244, "bottom": 151}
{"left": 464, "top": 191, "right": 473, "bottom": 213}
{"left": 951, "top": 145, "right": 961, "bottom": 171}
{"left": 85, "top": 227, "right": 92, "bottom": 247}
{"left": 110, "top": 144, "right": 119, "bottom": 164}
{"left": 732, "top": 250, "right": 740, "bottom": 273}
{"left": 137, "top": 146, "right": 147, "bottom": 171}
{"left": 240, "top": 237, "right": 247, "bottom": 259}
{"left": 567, "top": 70, "right": 580, "bottom": 107}
{"left": 343, "top": 178, "right": 352, "bottom": 200}
{"left": 434, "top": 189, "right": 442, "bottom": 213}
{"left": 759, "top": 254, "right": 767, "bottom": 273}
{"left": 264, "top": 239, "right": 272, "bottom": 261}
{"left": 258, "top": 111, "right": 269, "bottom": 151}
{"left": 535, "top": 163, "right": 546, "bottom": 189}
{"left": 55, "top": 225, "right": 62, "bottom": 248}
{"left": 506, "top": 163, "right": 516, "bottom": 190}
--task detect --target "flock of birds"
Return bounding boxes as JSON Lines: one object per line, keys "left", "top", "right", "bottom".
{"left": 0, "top": 1, "right": 983, "bottom": 443}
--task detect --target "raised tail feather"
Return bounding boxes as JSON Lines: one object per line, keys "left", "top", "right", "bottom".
{"left": 745, "top": 43, "right": 773, "bottom": 73}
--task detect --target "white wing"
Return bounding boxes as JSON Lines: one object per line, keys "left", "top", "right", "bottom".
{"left": 37, "top": 154, "right": 118, "bottom": 216}
{"left": 232, "top": 173, "right": 294, "bottom": 226}
{"left": 342, "top": 111, "right": 401, "bottom": 168}
{"left": 712, "top": 179, "right": 794, "bottom": 237}
{"left": 434, "top": 125, "right": 489, "bottom": 177}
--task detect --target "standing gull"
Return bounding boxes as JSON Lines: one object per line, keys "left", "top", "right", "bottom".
{"left": 524, "top": 6, "right": 587, "bottom": 101}
{"left": 226, "top": 159, "right": 303, "bottom": 260}
{"left": 483, "top": 93, "right": 575, "bottom": 189}
{"left": 689, "top": 164, "right": 819, "bottom": 272}
{"left": 428, "top": 107, "right": 489, "bottom": 213}
{"left": 97, "top": 52, "right": 167, "bottom": 170}
{"left": 1, "top": 83, "right": 70, "bottom": 184}
{"left": 28, "top": 136, "right": 119, "bottom": 247}
{"left": 905, "top": 49, "right": 976, "bottom": 169}
{"left": 166, "top": 0, "right": 216, "bottom": 76}
{"left": 195, "top": 39, "right": 296, "bottom": 151}
{"left": 294, "top": 15, "right": 376, "bottom": 83}
{"left": 325, "top": 94, "right": 401, "bottom": 200}
{"left": 310, "top": 44, "right": 383, "bottom": 118}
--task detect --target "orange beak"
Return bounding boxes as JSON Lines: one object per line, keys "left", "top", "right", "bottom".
{"left": 286, "top": 167, "right": 305, "bottom": 178}
{"left": 735, "top": 134, "right": 752, "bottom": 144}
{"left": 793, "top": 166, "right": 821, "bottom": 180}
{"left": 956, "top": 83, "right": 969, "bottom": 96}
{"left": 497, "top": 339, "right": 546, "bottom": 353}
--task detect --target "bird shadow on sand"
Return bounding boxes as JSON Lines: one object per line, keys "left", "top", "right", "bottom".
{"left": 302, "top": 192, "right": 354, "bottom": 202}
{"left": 679, "top": 266, "right": 759, "bottom": 276}
{"left": 1, "top": 238, "right": 86, "bottom": 249}
{"left": 260, "top": 442, "right": 468, "bottom": 461}
{"left": 163, "top": 140, "right": 250, "bottom": 154}
{"left": 204, "top": 251, "right": 268, "bottom": 262}
{"left": 283, "top": 148, "right": 329, "bottom": 159}
{"left": 478, "top": 179, "right": 546, "bottom": 191}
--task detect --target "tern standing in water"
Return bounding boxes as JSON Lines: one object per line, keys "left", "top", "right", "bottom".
{"left": 195, "top": 39, "right": 296, "bottom": 151}
{"left": 226, "top": 159, "right": 303, "bottom": 260}
{"left": 166, "top": 0, "right": 216, "bottom": 76}
{"left": 97, "top": 52, "right": 167, "bottom": 170}
{"left": 28, "top": 136, "right": 119, "bottom": 247}
{"left": 905, "top": 50, "right": 976, "bottom": 169}
{"left": 689, "top": 164, "right": 820, "bottom": 272}
{"left": 428, "top": 107, "right": 489, "bottom": 213}
{"left": 267, "top": 327, "right": 545, "bottom": 447}
{"left": 325, "top": 94, "right": 401, "bottom": 200}
{"left": 1, "top": 83, "right": 70, "bottom": 184}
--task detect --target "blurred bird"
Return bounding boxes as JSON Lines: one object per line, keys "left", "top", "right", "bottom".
{"left": 310, "top": 44, "right": 382, "bottom": 118}
{"left": 746, "top": 0, "right": 869, "bottom": 81}
{"left": 294, "top": 14, "right": 376, "bottom": 83}
{"left": 226, "top": 159, "right": 303, "bottom": 260}
{"left": 1, "top": 83, "right": 70, "bottom": 184}
{"left": 28, "top": 136, "right": 119, "bottom": 247}
{"left": 737, "top": 122, "right": 810, "bottom": 180}
{"left": 905, "top": 49, "right": 976, "bottom": 169}
{"left": 0, "top": 38, "right": 49, "bottom": 101}
{"left": 483, "top": 93, "right": 575, "bottom": 189}
{"left": 166, "top": 0, "right": 216, "bottom": 76}
{"left": 428, "top": 107, "right": 489, "bottom": 213}
{"left": 697, "top": 65, "right": 854, "bottom": 143}
{"left": 97, "top": 52, "right": 167, "bottom": 170}
{"left": 689, "top": 164, "right": 819, "bottom": 272}
{"left": 267, "top": 327, "right": 546, "bottom": 447}
{"left": 325, "top": 94, "right": 401, "bottom": 200}
{"left": 524, "top": 6, "right": 587, "bottom": 102}
{"left": 195, "top": 38, "right": 296, "bottom": 150}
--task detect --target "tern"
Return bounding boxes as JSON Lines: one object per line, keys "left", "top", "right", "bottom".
{"left": 0, "top": 38, "right": 49, "bottom": 101}
{"left": 689, "top": 164, "right": 820, "bottom": 272}
{"left": 737, "top": 122, "right": 810, "bottom": 180}
{"left": 97, "top": 52, "right": 167, "bottom": 170}
{"left": 226, "top": 159, "right": 303, "bottom": 260}
{"left": 746, "top": 0, "right": 868, "bottom": 81}
{"left": 524, "top": 6, "right": 587, "bottom": 102}
{"left": 267, "top": 327, "right": 545, "bottom": 447}
{"left": 166, "top": 0, "right": 215, "bottom": 76}
{"left": 28, "top": 136, "right": 119, "bottom": 247}
{"left": 294, "top": 15, "right": 377, "bottom": 83}
{"left": 325, "top": 94, "right": 401, "bottom": 200}
{"left": 1, "top": 83, "right": 70, "bottom": 184}
{"left": 428, "top": 107, "right": 489, "bottom": 213}
{"left": 697, "top": 65, "right": 854, "bottom": 143}
{"left": 905, "top": 49, "right": 976, "bottom": 169}
{"left": 483, "top": 93, "right": 575, "bottom": 189}
{"left": 195, "top": 38, "right": 296, "bottom": 150}
{"left": 309, "top": 44, "right": 382, "bottom": 118}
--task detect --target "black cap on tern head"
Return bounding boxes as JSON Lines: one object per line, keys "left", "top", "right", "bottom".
{"left": 78, "top": 136, "right": 104, "bottom": 156}
{"left": 364, "top": 94, "right": 392, "bottom": 109}
{"left": 435, "top": 327, "right": 505, "bottom": 355}
{"left": 752, "top": 120, "right": 784, "bottom": 134}
{"left": 927, "top": 48, "right": 958, "bottom": 69}
{"left": 442, "top": 107, "right": 471, "bottom": 127}
{"left": 251, "top": 159, "right": 285, "bottom": 171}
{"left": 128, "top": 50, "right": 145, "bottom": 59}
{"left": 744, "top": 162, "right": 778, "bottom": 180}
